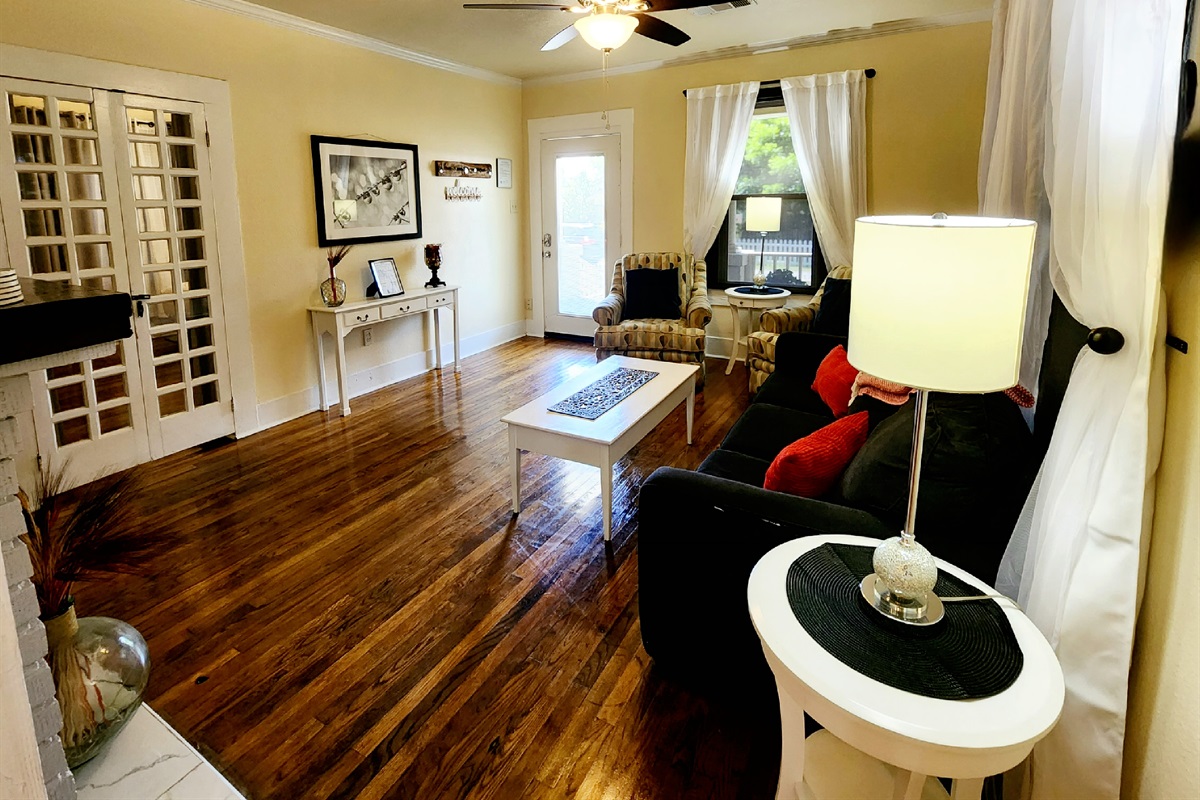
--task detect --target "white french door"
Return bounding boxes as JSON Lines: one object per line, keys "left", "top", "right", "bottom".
{"left": 539, "top": 134, "right": 621, "bottom": 337}
{"left": 113, "top": 93, "right": 234, "bottom": 457}
{"left": 0, "top": 78, "right": 235, "bottom": 486}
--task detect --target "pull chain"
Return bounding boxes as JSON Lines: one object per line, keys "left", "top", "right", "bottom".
{"left": 601, "top": 48, "right": 612, "bottom": 130}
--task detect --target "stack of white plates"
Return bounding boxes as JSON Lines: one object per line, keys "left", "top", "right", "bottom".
{"left": 0, "top": 270, "right": 24, "bottom": 307}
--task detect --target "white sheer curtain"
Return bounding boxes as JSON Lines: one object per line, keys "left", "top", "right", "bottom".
{"left": 996, "top": 1, "right": 1182, "bottom": 797}
{"left": 977, "top": 0, "right": 1053, "bottom": 404}
{"left": 780, "top": 71, "right": 867, "bottom": 270}
{"left": 682, "top": 81, "right": 759, "bottom": 257}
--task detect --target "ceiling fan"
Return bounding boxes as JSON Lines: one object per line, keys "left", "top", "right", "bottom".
{"left": 462, "top": 0, "right": 718, "bottom": 52}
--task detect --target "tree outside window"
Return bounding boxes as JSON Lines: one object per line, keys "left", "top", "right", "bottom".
{"left": 709, "top": 112, "right": 824, "bottom": 290}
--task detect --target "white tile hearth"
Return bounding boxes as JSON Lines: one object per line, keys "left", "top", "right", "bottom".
{"left": 75, "top": 705, "right": 244, "bottom": 800}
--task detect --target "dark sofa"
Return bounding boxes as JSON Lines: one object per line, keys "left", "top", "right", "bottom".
{"left": 637, "top": 329, "right": 1047, "bottom": 684}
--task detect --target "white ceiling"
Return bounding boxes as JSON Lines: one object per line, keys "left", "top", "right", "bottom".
{"left": 240, "top": 0, "right": 993, "bottom": 81}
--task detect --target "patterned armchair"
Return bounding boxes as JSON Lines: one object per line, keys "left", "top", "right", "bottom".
{"left": 593, "top": 253, "right": 712, "bottom": 386}
{"left": 746, "top": 264, "right": 852, "bottom": 393}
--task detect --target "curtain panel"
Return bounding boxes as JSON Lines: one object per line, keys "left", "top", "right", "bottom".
{"left": 996, "top": 1, "right": 1183, "bottom": 797}
{"left": 780, "top": 71, "right": 867, "bottom": 271}
{"left": 682, "top": 81, "right": 759, "bottom": 258}
{"left": 977, "top": 0, "right": 1054, "bottom": 405}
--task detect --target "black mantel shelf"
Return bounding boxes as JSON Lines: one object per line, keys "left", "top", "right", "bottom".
{"left": 0, "top": 278, "right": 133, "bottom": 366}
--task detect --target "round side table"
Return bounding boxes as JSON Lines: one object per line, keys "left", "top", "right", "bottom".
{"left": 748, "top": 534, "right": 1064, "bottom": 800}
{"left": 723, "top": 286, "right": 790, "bottom": 376}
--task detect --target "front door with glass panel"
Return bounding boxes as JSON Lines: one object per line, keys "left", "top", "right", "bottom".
{"left": 0, "top": 79, "right": 235, "bottom": 486}
{"left": 539, "top": 135, "right": 620, "bottom": 337}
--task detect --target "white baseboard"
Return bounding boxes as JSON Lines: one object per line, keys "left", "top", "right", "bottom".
{"left": 248, "top": 320, "right": 527, "bottom": 435}
{"left": 706, "top": 335, "right": 738, "bottom": 361}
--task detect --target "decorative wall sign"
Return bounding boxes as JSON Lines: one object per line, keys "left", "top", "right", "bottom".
{"left": 433, "top": 160, "right": 493, "bottom": 179}
{"left": 445, "top": 181, "right": 482, "bottom": 202}
{"left": 496, "top": 158, "right": 513, "bottom": 189}
{"left": 311, "top": 135, "right": 423, "bottom": 247}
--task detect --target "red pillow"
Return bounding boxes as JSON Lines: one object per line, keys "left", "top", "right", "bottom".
{"left": 812, "top": 345, "right": 859, "bottom": 417}
{"left": 764, "top": 412, "right": 870, "bottom": 498}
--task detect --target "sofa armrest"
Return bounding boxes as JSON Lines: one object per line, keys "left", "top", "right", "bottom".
{"left": 593, "top": 292, "right": 623, "bottom": 326}
{"left": 760, "top": 304, "right": 816, "bottom": 334}
{"left": 773, "top": 331, "right": 848, "bottom": 377}
{"left": 637, "top": 466, "right": 892, "bottom": 683}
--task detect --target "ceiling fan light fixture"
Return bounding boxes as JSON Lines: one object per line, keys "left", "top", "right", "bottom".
{"left": 574, "top": 12, "right": 638, "bottom": 50}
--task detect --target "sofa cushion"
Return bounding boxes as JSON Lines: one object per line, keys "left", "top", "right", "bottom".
{"left": 845, "top": 393, "right": 902, "bottom": 434}
{"left": 721, "top": 403, "right": 832, "bottom": 462}
{"left": 839, "top": 392, "right": 1033, "bottom": 579}
{"left": 593, "top": 320, "right": 705, "bottom": 354}
{"left": 812, "top": 345, "right": 858, "bottom": 417}
{"left": 696, "top": 449, "right": 772, "bottom": 486}
{"left": 765, "top": 412, "right": 870, "bottom": 497}
{"left": 752, "top": 370, "right": 833, "bottom": 416}
{"left": 813, "top": 277, "right": 851, "bottom": 335}
{"left": 623, "top": 267, "right": 681, "bottom": 320}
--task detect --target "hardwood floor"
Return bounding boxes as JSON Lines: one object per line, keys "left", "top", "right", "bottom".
{"left": 75, "top": 338, "right": 780, "bottom": 799}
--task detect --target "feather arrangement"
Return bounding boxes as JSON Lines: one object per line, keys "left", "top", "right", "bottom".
{"left": 326, "top": 244, "right": 354, "bottom": 303}
{"left": 18, "top": 466, "right": 160, "bottom": 619}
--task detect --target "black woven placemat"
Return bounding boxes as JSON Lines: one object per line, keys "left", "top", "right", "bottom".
{"left": 785, "top": 543, "right": 1022, "bottom": 699}
{"left": 547, "top": 367, "right": 656, "bottom": 420}
{"left": 732, "top": 286, "right": 787, "bottom": 295}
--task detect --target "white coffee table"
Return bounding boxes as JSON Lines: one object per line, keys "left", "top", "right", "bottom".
{"left": 748, "top": 535, "right": 1064, "bottom": 800}
{"left": 501, "top": 356, "right": 698, "bottom": 541}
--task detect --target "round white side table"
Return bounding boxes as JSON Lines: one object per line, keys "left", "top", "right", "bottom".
{"left": 723, "top": 286, "right": 790, "bottom": 376}
{"left": 748, "top": 535, "right": 1064, "bottom": 800}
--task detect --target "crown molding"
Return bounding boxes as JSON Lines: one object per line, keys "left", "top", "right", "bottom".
{"left": 182, "top": 0, "right": 522, "bottom": 86}
{"left": 522, "top": 8, "right": 994, "bottom": 87}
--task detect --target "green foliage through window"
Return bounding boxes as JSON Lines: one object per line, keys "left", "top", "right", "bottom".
{"left": 735, "top": 114, "right": 804, "bottom": 195}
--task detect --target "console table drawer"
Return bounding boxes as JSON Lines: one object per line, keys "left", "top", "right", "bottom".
{"left": 428, "top": 292, "right": 454, "bottom": 308}
{"left": 380, "top": 297, "right": 428, "bottom": 319}
{"left": 347, "top": 308, "right": 380, "bottom": 326}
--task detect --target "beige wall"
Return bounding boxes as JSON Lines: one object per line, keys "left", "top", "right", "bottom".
{"left": 522, "top": 22, "right": 992, "bottom": 349}
{"left": 1123, "top": 141, "right": 1200, "bottom": 800}
{"left": 0, "top": 0, "right": 525, "bottom": 417}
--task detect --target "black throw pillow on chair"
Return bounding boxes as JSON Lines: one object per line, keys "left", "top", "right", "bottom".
{"left": 813, "top": 278, "right": 852, "bottom": 335}
{"left": 623, "top": 268, "right": 682, "bottom": 320}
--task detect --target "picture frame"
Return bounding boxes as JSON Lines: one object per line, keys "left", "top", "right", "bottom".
{"left": 368, "top": 257, "right": 404, "bottom": 298}
{"left": 496, "top": 157, "right": 513, "bottom": 189}
{"left": 311, "top": 135, "right": 423, "bottom": 247}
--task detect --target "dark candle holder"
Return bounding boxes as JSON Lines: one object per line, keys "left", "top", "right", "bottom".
{"left": 424, "top": 243, "right": 445, "bottom": 288}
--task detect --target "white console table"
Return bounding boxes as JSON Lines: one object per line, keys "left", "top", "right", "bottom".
{"left": 308, "top": 285, "right": 460, "bottom": 417}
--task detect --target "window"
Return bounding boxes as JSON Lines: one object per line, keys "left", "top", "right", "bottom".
{"left": 706, "top": 109, "right": 826, "bottom": 291}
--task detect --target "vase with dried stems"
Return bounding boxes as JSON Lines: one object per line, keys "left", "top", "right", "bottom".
{"left": 19, "top": 466, "right": 163, "bottom": 768}
{"left": 321, "top": 244, "right": 354, "bottom": 307}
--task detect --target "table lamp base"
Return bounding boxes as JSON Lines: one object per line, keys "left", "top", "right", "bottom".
{"left": 859, "top": 573, "right": 945, "bottom": 626}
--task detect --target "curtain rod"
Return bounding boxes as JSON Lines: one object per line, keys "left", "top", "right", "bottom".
{"left": 681, "top": 69, "right": 875, "bottom": 97}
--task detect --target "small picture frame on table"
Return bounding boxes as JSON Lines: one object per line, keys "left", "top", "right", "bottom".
{"left": 368, "top": 258, "right": 404, "bottom": 297}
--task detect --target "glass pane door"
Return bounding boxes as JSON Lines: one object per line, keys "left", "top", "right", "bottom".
{"left": 0, "top": 79, "right": 150, "bottom": 487}
{"left": 112, "top": 94, "right": 234, "bottom": 457}
{"left": 540, "top": 135, "right": 621, "bottom": 337}
{"left": 554, "top": 154, "right": 607, "bottom": 318}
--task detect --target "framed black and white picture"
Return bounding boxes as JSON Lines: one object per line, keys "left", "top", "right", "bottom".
{"left": 311, "top": 135, "right": 423, "bottom": 247}
{"left": 368, "top": 257, "right": 404, "bottom": 297}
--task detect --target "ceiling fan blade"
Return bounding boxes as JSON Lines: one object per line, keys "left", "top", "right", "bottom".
{"left": 643, "top": 0, "right": 722, "bottom": 11}
{"left": 463, "top": 3, "right": 575, "bottom": 10}
{"left": 632, "top": 13, "right": 691, "bottom": 46}
{"left": 542, "top": 24, "right": 579, "bottom": 51}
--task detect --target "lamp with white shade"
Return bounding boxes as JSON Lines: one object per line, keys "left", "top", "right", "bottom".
{"left": 744, "top": 196, "right": 782, "bottom": 292}
{"left": 848, "top": 214, "right": 1036, "bottom": 625}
